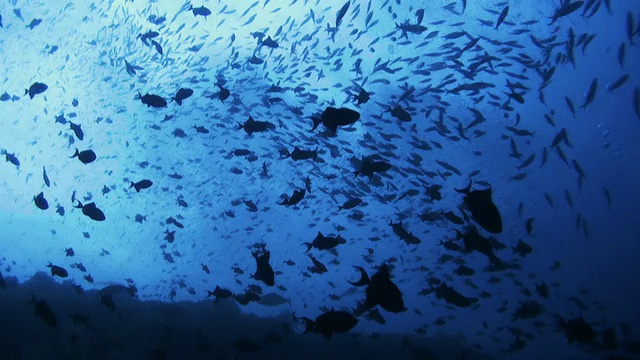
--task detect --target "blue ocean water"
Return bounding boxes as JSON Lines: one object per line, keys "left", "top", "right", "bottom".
{"left": 1, "top": 0, "right": 639, "bottom": 359}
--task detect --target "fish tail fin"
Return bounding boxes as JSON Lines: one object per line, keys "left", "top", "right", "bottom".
{"left": 454, "top": 179, "right": 472, "bottom": 194}
{"left": 237, "top": 122, "right": 244, "bottom": 130}
{"left": 135, "top": 92, "right": 142, "bottom": 100}
{"left": 300, "top": 317, "right": 314, "bottom": 334}
{"left": 73, "top": 200, "right": 83, "bottom": 209}
{"left": 310, "top": 117, "right": 321, "bottom": 131}
{"left": 130, "top": 182, "right": 136, "bottom": 189}
{"left": 303, "top": 243, "right": 313, "bottom": 253}
{"left": 70, "top": 148, "right": 79, "bottom": 158}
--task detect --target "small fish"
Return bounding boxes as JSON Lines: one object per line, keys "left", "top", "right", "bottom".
{"left": 27, "top": 18, "right": 42, "bottom": 30}
{"left": 580, "top": 78, "right": 597, "bottom": 109}
{"left": 43, "top": 166, "right": 50, "bottom": 187}
{"left": 606, "top": 74, "right": 630, "bottom": 92}
{"left": 495, "top": 6, "right": 509, "bottom": 29}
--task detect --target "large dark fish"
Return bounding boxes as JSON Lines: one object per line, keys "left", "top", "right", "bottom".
{"left": 304, "top": 232, "right": 346, "bottom": 252}
{"left": 46, "top": 262, "right": 68, "bottom": 278}
{"left": 279, "top": 189, "right": 305, "bottom": 206}
{"left": 27, "top": 295, "right": 57, "bottom": 327}
{"left": 70, "top": 148, "right": 96, "bottom": 164}
{"left": 390, "top": 105, "right": 412, "bottom": 122}
{"left": 351, "top": 264, "right": 406, "bottom": 315}
{"left": 550, "top": 1, "right": 584, "bottom": 24}
{"left": 34, "top": 192, "right": 49, "bottom": 210}
{"left": 300, "top": 310, "right": 358, "bottom": 340}
{"left": 355, "top": 157, "right": 391, "bottom": 178}
{"left": 555, "top": 315, "right": 596, "bottom": 344}
{"left": 455, "top": 180, "right": 503, "bottom": 234}
{"left": 130, "top": 179, "right": 153, "bottom": 192}
{"left": 251, "top": 249, "right": 275, "bottom": 286}
{"left": 74, "top": 201, "right": 106, "bottom": 221}
{"left": 459, "top": 226, "right": 503, "bottom": 266}
{"left": 389, "top": 221, "right": 421, "bottom": 245}
{"left": 311, "top": 107, "right": 360, "bottom": 133}
{"left": 434, "top": 283, "right": 478, "bottom": 307}
{"left": 173, "top": 88, "right": 193, "bottom": 105}
{"left": 238, "top": 116, "right": 275, "bottom": 135}
{"left": 137, "top": 92, "right": 167, "bottom": 108}
{"left": 189, "top": 5, "right": 211, "bottom": 18}
{"left": 69, "top": 122, "right": 84, "bottom": 140}
{"left": 25, "top": 82, "right": 48, "bottom": 99}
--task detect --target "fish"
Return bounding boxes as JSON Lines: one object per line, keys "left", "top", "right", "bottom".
{"left": 550, "top": 1, "right": 584, "bottom": 24}
{"left": 67, "top": 122, "right": 84, "bottom": 142}
{"left": 256, "top": 293, "right": 290, "bottom": 306}
{"left": 389, "top": 221, "right": 421, "bottom": 245}
{"left": 173, "top": 88, "right": 193, "bottom": 105}
{"left": 238, "top": 116, "right": 276, "bottom": 135}
{"left": 355, "top": 157, "right": 391, "bottom": 179}
{"left": 46, "top": 262, "right": 68, "bottom": 278}
{"left": 130, "top": 179, "right": 153, "bottom": 192}
{"left": 336, "top": 1, "right": 351, "bottom": 28}
{"left": 42, "top": 167, "right": 50, "bottom": 187}
{"left": 512, "top": 239, "right": 533, "bottom": 256}
{"left": 70, "top": 148, "right": 96, "bottom": 164}
{"left": 433, "top": 282, "right": 478, "bottom": 307}
{"left": 455, "top": 181, "right": 503, "bottom": 234}
{"left": 216, "top": 82, "right": 231, "bottom": 102}
{"left": 396, "top": 23, "right": 428, "bottom": 39}
{"left": 27, "top": 18, "right": 42, "bottom": 30}
{"left": 138, "top": 30, "right": 159, "bottom": 46}
{"left": 283, "top": 147, "right": 318, "bottom": 162}
{"left": 34, "top": 192, "right": 49, "bottom": 210}
{"left": 338, "top": 198, "right": 362, "bottom": 211}
{"left": 555, "top": 315, "right": 596, "bottom": 344}
{"left": 137, "top": 92, "right": 167, "bottom": 108}
{"left": 27, "top": 295, "right": 57, "bottom": 327}
{"left": 74, "top": 201, "right": 106, "bottom": 221}
{"left": 627, "top": 11, "right": 635, "bottom": 45}
{"left": 189, "top": 5, "right": 212, "bottom": 18}
{"left": 300, "top": 310, "right": 358, "bottom": 340}
{"left": 251, "top": 249, "right": 274, "bottom": 286}
{"left": 304, "top": 232, "right": 346, "bottom": 252}
{"left": 311, "top": 107, "right": 360, "bottom": 133}
{"left": 390, "top": 105, "right": 412, "bottom": 122}
{"left": 279, "top": 189, "right": 305, "bottom": 206}
{"left": 261, "top": 36, "right": 279, "bottom": 48}
{"left": 606, "top": 74, "right": 630, "bottom": 92}
{"left": 351, "top": 264, "right": 407, "bottom": 314}
{"left": 2, "top": 150, "right": 20, "bottom": 166}
{"left": 25, "top": 82, "right": 48, "bottom": 99}
{"left": 207, "top": 285, "right": 233, "bottom": 302}
{"left": 495, "top": 6, "right": 509, "bottom": 29}
{"left": 580, "top": 78, "right": 597, "bottom": 108}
